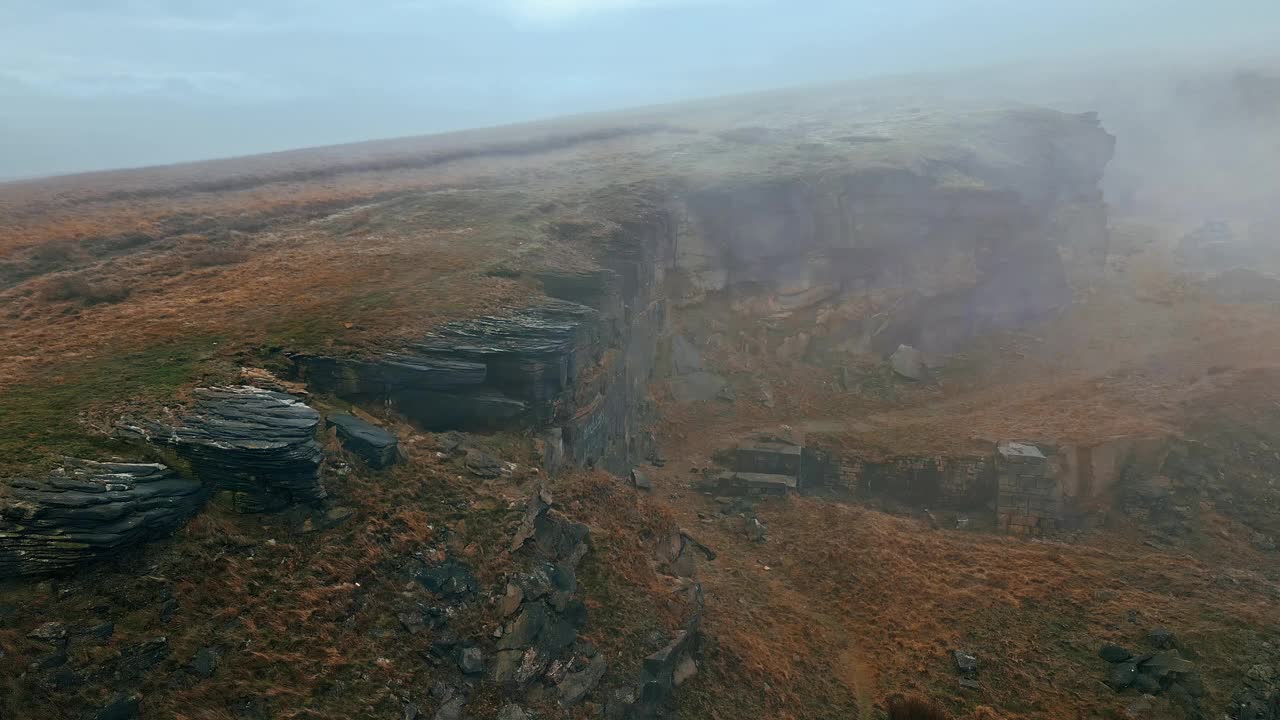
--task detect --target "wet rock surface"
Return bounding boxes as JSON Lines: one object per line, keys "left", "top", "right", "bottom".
{"left": 326, "top": 413, "right": 399, "bottom": 469}
{"left": 0, "top": 459, "right": 204, "bottom": 577}
{"left": 119, "top": 386, "right": 325, "bottom": 513}
{"left": 1099, "top": 629, "right": 1207, "bottom": 719}
{"left": 298, "top": 300, "right": 598, "bottom": 432}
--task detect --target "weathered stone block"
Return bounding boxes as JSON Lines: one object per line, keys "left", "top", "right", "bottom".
{"left": 0, "top": 459, "right": 204, "bottom": 577}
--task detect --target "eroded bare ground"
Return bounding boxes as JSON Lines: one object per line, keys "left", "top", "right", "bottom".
{"left": 1, "top": 81, "right": 1279, "bottom": 720}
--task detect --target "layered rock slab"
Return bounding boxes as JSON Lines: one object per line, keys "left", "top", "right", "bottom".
{"left": 326, "top": 413, "right": 399, "bottom": 469}
{"left": 298, "top": 300, "right": 598, "bottom": 432}
{"left": 0, "top": 459, "right": 204, "bottom": 577}
{"left": 120, "top": 386, "right": 325, "bottom": 512}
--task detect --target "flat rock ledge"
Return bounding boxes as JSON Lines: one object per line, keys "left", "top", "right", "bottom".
{"left": 119, "top": 386, "right": 325, "bottom": 513}
{"left": 0, "top": 459, "right": 204, "bottom": 577}
{"left": 326, "top": 413, "right": 399, "bottom": 469}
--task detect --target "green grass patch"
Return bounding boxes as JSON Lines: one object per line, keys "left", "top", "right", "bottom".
{"left": 0, "top": 337, "right": 233, "bottom": 473}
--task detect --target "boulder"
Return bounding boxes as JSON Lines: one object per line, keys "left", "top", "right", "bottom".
{"left": 1108, "top": 662, "right": 1138, "bottom": 690}
{"left": 464, "top": 449, "right": 504, "bottom": 479}
{"left": 499, "top": 583, "right": 525, "bottom": 617}
{"left": 119, "top": 386, "right": 325, "bottom": 513}
{"left": 326, "top": 414, "right": 399, "bottom": 469}
{"left": 191, "top": 647, "right": 219, "bottom": 678}
{"left": 634, "top": 629, "right": 698, "bottom": 719}
{"left": 559, "top": 654, "right": 608, "bottom": 705}
{"left": 417, "top": 560, "right": 477, "bottom": 599}
{"left": 0, "top": 459, "right": 205, "bottom": 577}
{"left": 952, "top": 649, "right": 978, "bottom": 676}
{"left": 1100, "top": 644, "right": 1134, "bottom": 663}
{"left": 458, "top": 647, "right": 485, "bottom": 675}
{"left": 890, "top": 344, "right": 925, "bottom": 380}
{"left": 117, "top": 637, "right": 169, "bottom": 680}
{"left": 630, "top": 469, "right": 652, "bottom": 491}
{"left": 432, "top": 696, "right": 465, "bottom": 720}
{"left": 1139, "top": 650, "right": 1194, "bottom": 678}
{"left": 1148, "top": 627, "right": 1177, "bottom": 649}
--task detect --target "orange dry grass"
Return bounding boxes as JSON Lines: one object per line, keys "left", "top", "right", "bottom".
{"left": 557, "top": 470, "right": 695, "bottom": 669}
{"left": 0, "top": 219, "right": 529, "bottom": 390}
{"left": 655, "top": 471, "right": 1275, "bottom": 720}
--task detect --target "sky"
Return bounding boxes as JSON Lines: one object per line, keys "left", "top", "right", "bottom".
{"left": 1, "top": 0, "right": 1276, "bottom": 179}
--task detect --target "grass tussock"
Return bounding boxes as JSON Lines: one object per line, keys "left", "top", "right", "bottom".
{"left": 888, "top": 695, "right": 951, "bottom": 720}
{"left": 39, "top": 272, "right": 132, "bottom": 305}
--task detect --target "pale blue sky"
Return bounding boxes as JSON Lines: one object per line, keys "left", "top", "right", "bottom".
{"left": 1, "top": 0, "right": 1275, "bottom": 178}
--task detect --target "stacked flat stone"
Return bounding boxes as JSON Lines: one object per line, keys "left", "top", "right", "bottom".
{"left": 296, "top": 300, "right": 600, "bottom": 432}
{"left": 0, "top": 459, "right": 204, "bottom": 577}
{"left": 122, "top": 386, "right": 325, "bottom": 513}
{"left": 326, "top": 413, "right": 399, "bottom": 469}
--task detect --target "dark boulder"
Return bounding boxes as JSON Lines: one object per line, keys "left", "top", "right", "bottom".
{"left": 1108, "top": 662, "right": 1138, "bottom": 690}
{"left": 432, "top": 696, "right": 466, "bottom": 720}
{"left": 634, "top": 629, "right": 699, "bottom": 719}
{"left": 96, "top": 693, "right": 141, "bottom": 720}
{"left": 458, "top": 647, "right": 484, "bottom": 675}
{"left": 191, "top": 647, "right": 219, "bottom": 678}
{"left": 952, "top": 649, "right": 978, "bottom": 676}
{"left": 1100, "top": 644, "right": 1134, "bottom": 663}
{"left": 1139, "top": 650, "right": 1194, "bottom": 678}
{"left": 417, "top": 560, "right": 477, "bottom": 599}
{"left": 90, "top": 622, "right": 115, "bottom": 642}
{"left": 1134, "top": 672, "right": 1161, "bottom": 694}
{"left": 326, "top": 414, "right": 399, "bottom": 469}
{"left": 1149, "top": 627, "right": 1177, "bottom": 649}
{"left": 0, "top": 459, "right": 204, "bottom": 577}
{"left": 559, "top": 654, "right": 608, "bottom": 705}
{"left": 119, "top": 386, "right": 325, "bottom": 513}
{"left": 464, "top": 449, "right": 504, "bottom": 478}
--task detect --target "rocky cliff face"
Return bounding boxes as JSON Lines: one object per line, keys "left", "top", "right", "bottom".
{"left": 671, "top": 111, "right": 1114, "bottom": 358}
{"left": 290, "top": 113, "right": 1113, "bottom": 475}
{"left": 0, "top": 104, "right": 1130, "bottom": 719}
{"left": 298, "top": 218, "right": 675, "bottom": 475}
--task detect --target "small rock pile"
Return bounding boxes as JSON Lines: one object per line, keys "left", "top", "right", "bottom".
{"left": 1228, "top": 644, "right": 1280, "bottom": 720}
{"left": 120, "top": 386, "right": 326, "bottom": 512}
{"left": 0, "top": 459, "right": 205, "bottom": 577}
{"left": 492, "top": 486, "right": 593, "bottom": 693}
{"left": 1099, "top": 629, "right": 1205, "bottom": 719}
